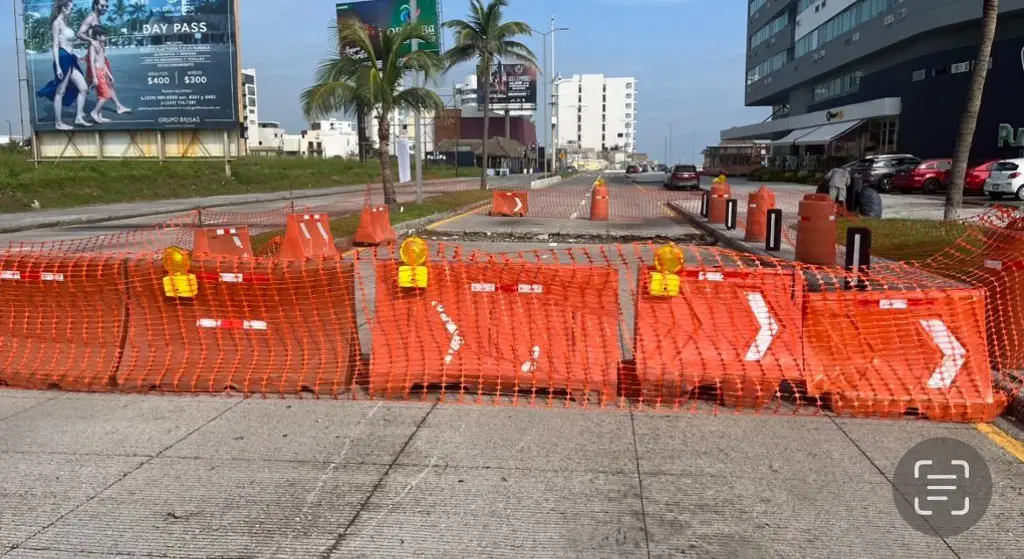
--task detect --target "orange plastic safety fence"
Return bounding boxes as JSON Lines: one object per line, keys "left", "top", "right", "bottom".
{"left": 0, "top": 236, "right": 1016, "bottom": 423}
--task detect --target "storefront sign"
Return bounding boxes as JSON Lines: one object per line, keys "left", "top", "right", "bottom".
{"left": 996, "top": 123, "right": 1024, "bottom": 147}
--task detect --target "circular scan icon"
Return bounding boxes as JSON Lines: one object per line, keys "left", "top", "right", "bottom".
{"left": 892, "top": 437, "right": 993, "bottom": 538}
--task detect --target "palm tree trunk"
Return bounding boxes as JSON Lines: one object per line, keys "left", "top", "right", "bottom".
{"left": 945, "top": 0, "right": 999, "bottom": 221}
{"left": 480, "top": 77, "right": 491, "bottom": 190}
{"left": 378, "top": 114, "right": 397, "bottom": 205}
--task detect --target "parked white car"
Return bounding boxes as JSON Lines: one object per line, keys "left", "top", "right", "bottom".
{"left": 984, "top": 158, "right": 1024, "bottom": 201}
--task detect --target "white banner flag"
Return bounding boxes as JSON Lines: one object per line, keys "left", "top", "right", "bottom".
{"left": 397, "top": 138, "right": 412, "bottom": 184}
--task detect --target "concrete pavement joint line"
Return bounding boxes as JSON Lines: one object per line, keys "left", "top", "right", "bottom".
{"left": 7, "top": 395, "right": 249, "bottom": 553}
{"left": 628, "top": 405, "right": 653, "bottom": 559}
{"left": 318, "top": 399, "right": 440, "bottom": 559}
{"left": 0, "top": 392, "right": 66, "bottom": 422}
{"left": 974, "top": 423, "right": 1024, "bottom": 462}
{"left": 269, "top": 401, "right": 385, "bottom": 556}
{"left": 827, "top": 416, "right": 963, "bottom": 557}
{"left": 15, "top": 546, "right": 174, "bottom": 558}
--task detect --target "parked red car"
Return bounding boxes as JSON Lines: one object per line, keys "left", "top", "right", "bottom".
{"left": 965, "top": 160, "right": 1000, "bottom": 192}
{"left": 893, "top": 159, "right": 951, "bottom": 193}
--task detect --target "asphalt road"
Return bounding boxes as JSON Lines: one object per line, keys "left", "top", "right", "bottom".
{"left": 0, "top": 174, "right": 537, "bottom": 253}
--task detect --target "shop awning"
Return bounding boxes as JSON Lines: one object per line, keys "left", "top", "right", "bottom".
{"left": 794, "top": 120, "right": 864, "bottom": 145}
{"left": 770, "top": 126, "right": 819, "bottom": 146}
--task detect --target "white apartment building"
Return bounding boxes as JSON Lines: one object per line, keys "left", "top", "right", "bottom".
{"left": 554, "top": 74, "right": 636, "bottom": 155}
{"left": 281, "top": 119, "right": 360, "bottom": 158}
{"left": 454, "top": 74, "right": 534, "bottom": 117}
{"left": 241, "top": 68, "right": 259, "bottom": 151}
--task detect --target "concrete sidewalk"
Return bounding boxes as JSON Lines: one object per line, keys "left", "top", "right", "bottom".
{"left": 0, "top": 390, "right": 1019, "bottom": 558}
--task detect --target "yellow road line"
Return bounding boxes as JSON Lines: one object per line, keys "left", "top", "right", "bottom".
{"left": 975, "top": 422, "right": 1024, "bottom": 462}
{"left": 426, "top": 205, "right": 485, "bottom": 230}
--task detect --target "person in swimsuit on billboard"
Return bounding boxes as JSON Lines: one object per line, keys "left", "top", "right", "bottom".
{"left": 77, "top": 0, "right": 130, "bottom": 117}
{"left": 85, "top": 26, "right": 128, "bottom": 122}
{"left": 36, "top": 0, "right": 91, "bottom": 129}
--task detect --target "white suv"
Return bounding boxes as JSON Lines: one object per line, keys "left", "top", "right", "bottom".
{"left": 984, "top": 158, "right": 1024, "bottom": 201}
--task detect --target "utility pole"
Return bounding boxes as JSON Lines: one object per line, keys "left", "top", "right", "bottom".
{"left": 411, "top": 0, "right": 424, "bottom": 202}
{"left": 11, "top": 0, "right": 26, "bottom": 138}
{"left": 692, "top": 130, "right": 697, "bottom": 165}
{"left": 667, "top": 123, "right": 673, "bottom": 164}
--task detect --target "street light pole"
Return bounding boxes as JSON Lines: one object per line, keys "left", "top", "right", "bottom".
{"left": 535, "top": 19, "right": 568, "bottom": 175}
{"left": 411, "top": 0, "right": 424, "bottom": 203}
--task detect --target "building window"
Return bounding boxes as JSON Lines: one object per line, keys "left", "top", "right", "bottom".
{"left": 243, "top": 74, "right": 255, "bottom": 85}
{"left": 812, "top": 69, "right": 863, "bottom": 101}
{"left": 625, "top": 93, "right": 632, "bottom": 99}
{"left": 625, "top": 103, "right": 632, "bottom": 109}
{"left": 626, "top": 82, "right": 633, "bottom": 89}
{"left": 750, "top": 12, "right": 789, "bottom": 50}
{"left": 795, "top": 0, "right": 904, "bottom": 59}
{"left": 747, "top": 50, "right": 790, "bottom": 85}
{"left": 625, "top": 113, "right": 632, "bottom": 119}
{"left": 748, "top": 0, "right": 768, "bottom": 16}
{"left": 796, "top": 0, "right": 815, "bottom": 14}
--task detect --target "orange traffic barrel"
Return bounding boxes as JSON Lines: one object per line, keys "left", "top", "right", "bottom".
{"left": 707, "top": 182, "right": 731, "bottom": 225}
{"left": 744, "top": 186, "right": 776, "bottom": 242}
{"left": 794, "top": 193, "right": 837, "bottom": 266}
{"left": 590, "top": 182, "right": 609, "bottom": 221}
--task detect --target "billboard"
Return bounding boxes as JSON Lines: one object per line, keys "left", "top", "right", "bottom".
{"left": 335, "top": 0, "right": 440, "bottom": 59}
{"left": 23, "top": 0, "right": 239, "bottom": 132}
{"left": 477, "top": 60, "right": 538, "bottom": 108}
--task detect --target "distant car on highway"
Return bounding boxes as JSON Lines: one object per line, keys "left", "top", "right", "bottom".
{"left": 664, "top": 164, "right": 701, "bottom": 190}
{"left": 984, "top": 158, "right": 1024, "bottom": 201}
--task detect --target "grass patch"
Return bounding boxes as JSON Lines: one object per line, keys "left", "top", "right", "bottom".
{"left": 835, "top": 217, "right": 979, "bottom": 262}
{"left": 0, "top": 151, "right": 471, "bottom": 212}
{"left": 251, "top": 189, "right": 492, "bottom": 255}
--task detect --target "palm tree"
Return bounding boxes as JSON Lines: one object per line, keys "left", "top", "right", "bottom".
{"left": 444, "top": 0, "right": 537, "bottom": 189}
{"left": 945, "top": 0, "right": 999, "bottom": 221}
{"left": 301, "top": 19, "right": 446, "bottom": 205}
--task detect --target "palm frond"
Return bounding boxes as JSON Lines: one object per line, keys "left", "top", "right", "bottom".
{"left": 394, "top": 87, "right": 447, "bottom": 116}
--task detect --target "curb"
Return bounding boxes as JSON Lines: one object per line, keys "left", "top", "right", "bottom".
{"left": 395, "top": 201, "right": 492, "bottom": 235}
{"left": 529, "top": 176, "right": 564, "bottom": 190}
{"left": 666, "top": 202, "right": 774, "bottom": 258}
{"left": 0, "top": 178, "right": 475, "bottom": 234}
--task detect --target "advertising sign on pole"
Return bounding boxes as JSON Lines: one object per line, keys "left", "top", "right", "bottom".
{"left": 23, "top": 0, "right": 239, "bottom": 132}
{"left": 477, "top": 59, "right": 538, "bottom": 109}
{"left": 335, "top": 0, "right": 440, "bottom": 59}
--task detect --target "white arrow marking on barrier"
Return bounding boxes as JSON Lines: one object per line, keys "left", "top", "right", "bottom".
{"left": 513, "top": 197, "right": 523, "bottom": 213}
{"left": 920, "top": 319, "right": 966, "bottom": 389}
{"left": 744, "top": 292, "right": 779, "bottom": 362}
{"left": 431, "top": 301, "right": 464, "bottom": 365}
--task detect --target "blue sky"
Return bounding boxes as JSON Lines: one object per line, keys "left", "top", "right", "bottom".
{"left": 0, "top": 0, "right": 769, "bottom": 163}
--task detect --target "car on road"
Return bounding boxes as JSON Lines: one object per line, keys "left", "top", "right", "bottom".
{"left": 626, "top": 164, "right": 641, "bottom": 175}
{"left": 892, "top": 158, "right": 951, "bottom": 194}
{"left": 848, "top": 154, "right": 921, "bottom": 193}
{"left": 984, "top": 158, "right": 1024, "bottom": 201}
{"left": 664, "top": 164, "right": 701, "bottom": 190}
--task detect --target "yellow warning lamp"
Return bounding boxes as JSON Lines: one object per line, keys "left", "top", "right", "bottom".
{"left": 649, "top": 243, "right": 683, "bottom": 297}
{"left": 162, "top": 246, "right": 198, "bottom": 298}
{"left": 397, "top": 236, "right": 429, "bottom": 288}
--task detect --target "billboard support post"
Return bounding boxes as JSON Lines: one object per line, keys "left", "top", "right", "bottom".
{"left": 223, "top": 129, "right": 231, "bottom": 177}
